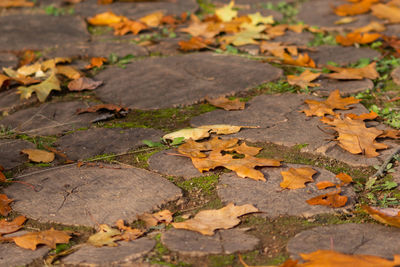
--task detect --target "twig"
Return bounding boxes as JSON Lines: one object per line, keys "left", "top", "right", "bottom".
{"left": 371, "top": 146, "right": 400, "bottom": 178}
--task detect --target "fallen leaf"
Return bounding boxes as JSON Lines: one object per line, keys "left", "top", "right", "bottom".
{"left": 3, "top": 68, "right": 40, "bottom": 85}
{"left": 280, "top": 167, "right": 317, "bottom": 189}
{"left": 139, "top": 11, "right": 164, "bottom": 27}
{"left": 115, "top": 220, "right": 143, "bottom": 241}
{"left": 85, "top": 57, "right": 107, "bottom": 69}
{"left": 16, "top": 62, "right": 42, "bottom": 77}
{"left": 180, "top": 15, "right": 221, "bottom": 39}
{"left": 336, "top": 172, "right": 353, "bottom": 184}
{"left": 205, "top": 96, "right": 245, "bottom": 110}
{"left": 215, "top": 0, "right": 237, "bottom": 22}
{"left": 334, "top": 0, "right": 378, "bottom": 16}
{"left": 0, "top": 0, "right": 34, "bottom": 7}
{"left": 41, "top": 57, "right": 71, "bottom": 71}
{"left": 371, "top": 3, "right": 400, "bottom": 23}
{"left": 163, "top": 128, "right": 211, "bottom": 142}
{"left": 138, "top": 210, "right": 173, "bottom": 228}
{"left": 0, "top": 74, "right": 10, "bottom": 88}
{"left": 335, "top": 17, "right": 358, "bottom": 25}
{"left": 111, "top": 18, "right": 148, "bottom": 35}
{"left": 336, "top": 32, "right": 381, "bottom": 46}
{"left": 248, "top": 12, "right": 274, "bottom": 25}
{"left": 17, "top": 70, "right": 61, "bottom": 102}
{"left": 19, "top": 50, "right": 36, "bottom": 66}
{"left": 354, "top": 21, "right": 386, "bottom": 33}
{"left": 21, "top": 149, "right": 55, "bottom": 163}
{"left": 260, "top": 41, "right": 298, "bottom": 58}
{"left": 88, "top": 224, "right": 122, "bottom": 247}
{"left": 0, "top": 166, "right": 5, "bottom": 182}
{"left": 306, "top": 189, "right": 347, "bottom": 208}
{"left": 68, "top": 77, "right": 103, "bottom": 91}
{"left": 345, "top": 111, "right": 378, "bottom": 120}
{"left": 172, "top": 203, "right": 258, "bottom": 235}
{"left": 0, "top": 194, "right": 13, "bottom": 216}
{"left": 316, "top": 181, "right": 337, "bottom": 190}
{"left": 199, "top": 124, "right": 256, "bottom": 135}
{"left": 178, "top": 137, "right": 239, "bottom": 158}
{"left": 363, "top": 206, "right": 400, "bottom": 228}
{"left": 287, "top": 70, "right": 321, "bottom": 89}
{"left": 282, "top": 53, "right": 316, "bottom": 68}
{"left": 13, "top": 228, "right": 71, "bottom": 250}
{"left": 326, "top": 63, "right": 379, "bottom": 80}
{"left": 225, "top": 142, "right": 262, "bottom": 156}
{"left": 0, "top": 216, "right": 26, "bottom": 235}
{"left": 87, "top": 11, "right": 124, "bottom": 26}
{"left": 239, "top": 254, "right": 298, "bottom": 267}
{"left": 379, "top": 129, "right": 400, "bottom": 139}
{"left": 178, "top": 37, "right": 212, "bottom": 51}
{"left": 302, "top": 89, "right": 361, "bottom": 117}
{"left": 76, "top": 104, "right": 129, "bottom": 114}
{"left": 56, "top": 65, "right": 81, "bottom": 80}
{"left": 220, "top": 24, "right": 268, "bottom": 46}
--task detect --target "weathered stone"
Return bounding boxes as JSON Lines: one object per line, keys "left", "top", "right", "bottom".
{"left": 273, "top": 31, "right": 315, "bottom": 46}
{"left": 309, "top": 45, "right": 380, "bottom": 66}
{"left": 313, "top": 78, "right": 373, "bottom": 96}
{"left": 0, "top": 52, "right": 18, "bottom": 68}
{"left": 385, "top": 24, "right": 400, "bottom": 38}
{"left": 4, "top": 165, "right": 182, "bottom": 226}
{"left": 0, "top": 89, "right": 38, "bottom": 115}
{"left": 287, "top": 223, "right": 400, "bottom": 260}
{"left": 62, "top": 238, "right": 155, "bottom": 266}
{"left": 0, "top": 15, "right": 89, "bottom": 51}
{"left": 0, "top": 101, "right": 99, "bottom": 136}
{"left": 95, "top": 53, "right": 283, "bottom": 109}
{"left": 392, "top": 67, "right": 400, "bottom": 86}
{"left": 213, "top": 0, "right": 284, "bottom": 19}
{"left": 55, "top": 127, "right": 163, "bottom": 161}
{"left": 143, "top": 37, "right": 182, "bottom": 56}
{"left": 217, "top": 164, "right": 356, "bottom": 218}
{"left": 191, "top": 93, "right": 398, "bottom": 167}
{"left": 0, "top": 139, "right": 35, "bottom": 169}
{"left": 162, "top": 228, "right": 259, "bottom": 256}
{"left": 0, "top": 243, "right": 48, "bottom": 267}
{"left": 148, "top": 149, "right": 205, "bottom": 179}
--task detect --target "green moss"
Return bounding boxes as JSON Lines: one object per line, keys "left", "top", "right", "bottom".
{"left": 87, "top": 25, "right": 113, "bottom": 35}
{"left": 197, "top": 0, "right": 215, "bottom": 14}
{"left": 16, "top": 134, "right": 57, "bottom": 149}
{"left": 84, "top": 153, "right": 117, "bottom": 163}
{"left": 208, "top": 255, "right": 235, "bottom": 267}
{"left": 178, "top": 175, "right": 219, "bottom": 196}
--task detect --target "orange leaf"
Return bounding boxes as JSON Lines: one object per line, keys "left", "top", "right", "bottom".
{"left": 379, "top": 129, "right": 400, "bottom": 139}
{"left": 354, "top": 21, "right": 386, "bottom": 33}
{"left": 325, "top": 62, "right": 379, "bottom": 80}
{"left": 178, "top": 137, "right": 239, "bottom": 158}
{"left": 76, "top": 104, "right": 129, "bottom": 114}
{"left": 139, "top": 11, "right": 164, "bottom": 27}
{"left": 225, "top": 143, "right": 262, "bottom": 156}
{"left": 87, "top": 11, "right": 124, "bottom": 26}
{"left": 205, "top": 96, "right": 245, "bottom": 110}
{"left": 111, "top": 19, "right": 148, "bottom": 35}
{"left": 336, "top": 32, "right": 381, "bottom": 46}
{"left": 260, "top": 41, "right": 298, "bottom": 58}
{"left": 334, "top": 0, "right": 378, "bottom": 16}
{"left": 363, "top": 206, "right": 400, "bottom": 228}
{"left": 13, "top": 228, "right": 71, "bottom": 250}
{"left": 0, "top": 216, "right": 26, "bottom": 235}
{"left": 282, "top": 53, "right": 316, "bottom": 68}
{"left": 21, "top": 149, "right": 55, "bottom": 163}
{"left": 280, "top": 167, "right": 317, "bottom": 189}
{"left": 345, "top": 111, "right": 378, "bottom": 120}
{"left": 0, "top": 194, "right": 13, "bottom": 216}
{"left": 19, "top": 50, "right": 36, "bottom": 66}
{"left": 115, "top": 219, "right": 144, "bottom": 241}
{"left": 306, "top": 189, "right": 347, "bottom": 208}
{"left": 0, "top": 74, "right": 10, "bottom": 88}
{"left": 0, "top": 0, "right": 34, "bottom": 7}
{"left": 287, "top": 70, "right": 321, "bottom": 89}
{"left": 178, "top": 37, "right": 212, "bottom": 51}
{"left": 316, "top": 181, "right": 337, "bottom": 190}
{"left": 371, "top": 3, "right": 400, "bottom": 23}
{"left": 85, "top": 57, "right": 107, "bottom": 69}
{"left": 336, "top": 172, "right": 353, "bottom": 184}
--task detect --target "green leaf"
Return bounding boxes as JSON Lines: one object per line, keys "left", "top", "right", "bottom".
{"left": 18, "top": 71, "right": 60, "bottom": 102}
{"left": 365, "top": 177, "right": 377, "bottom": 190}
{"left": 170, "top": 137, "right": 185, "bottom": 146}
{"left": 142, "top": 140, "right": 163, "bottom": 148}
{"left": 383, "top": 181, "right": 398, "bottom": 190}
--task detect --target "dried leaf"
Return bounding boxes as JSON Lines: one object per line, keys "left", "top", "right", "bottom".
{"left": 248, "top": 12, "right": 274, "bottom": 25}
{"left": 280, "top": 167, "right": 317, "bottom": 189}
{"left": 56, "top": 66, "right": 81, "bottom": 80}
{"left": 13, "top": 228, "right": 71, "bottom": 250}
{"left": 363, "top": 206, "right": 400, "bottom": 228}
{"left": 172, "top": 203, "right": 258, "bottom": 235}
{"left": 88, "top": 224, "right": 122, "bottom": 247}
{"left": 0, "top": 216, "right": 26, "bottom": 235}
{"left": 19, "top": 50, "right": 36, "bottom": 66}
{"left": 180, "top": 16, "right": 221, "bottom": 39}
{"left": 111, "top": 18, "right": 148, "bottom": 35}
{"left": 205, "top": 96, "right": 245, "bottom": 111}
{"left": 371, "top": 3, "right": 400, "bottom": 23}
{"left": 0, "top": 0, "right": 34, "bottom": 7}
{"left": 306, "top": 189, "right": 347, "bottom": 208}
{"left": 0, "top": 74, "right": 10, "bottom": 88}
{"left": 225, "top": 142, "right": 262, "bottom": 156}
{"left": 17, "top": 70, "right": 61, "bottom": 102}
{"left": 115, "top": 220, "right": 143, "bottom": 241}
{"left": 354, "top": 21, "right": 386, "bottom": 33}
{"left": 220, "top": 24, "right": 268, "bottom": 46}
{"left": 68, "top": 77, "right": 103, "bottom": 91}
{"left": 87, "top": 11, "right": 124, "bottom": 26}
{"left": 199, "top": 124, "right": 255, "bottom": 135}
{"left": 178, "top": 137, "right": 239, "bottom": 158}
{"left": 163, "top": 128, "right": 211, "bottom": 141}
{"left": 316, "top": 181, "right": 337, "bottom": 190}
{"left": 21, "top": 149, "right": 55, "bottom": 163}
{"left": 41, "top": 57, "right": 71, "bottom": 71}
{"left": 178, "top": 37, "right": 212, "bottom": 51}
{"left": 76, "top": 104, "right": 128, "bottom": 114}
{"left": 379, "top": 130, "right": 400, "bottom": 139}
{"left": 138, "top": 210, "right": 173, "bottom": 228}
{"left": 345, "top": 111, "right": 378, "bottom": 120}
{"left": 260, "top": 41, "right": 298, "bottom": 58}
{"left": 335, "top": 17, "right": 358, "bottom": 25}
{"left": 287, "top": 70, "right": 321, "bottom": 89}
{"left": 85, "top": 57, "right": 107, "bottom": 69}
{"left": 282, "top": 53, "right": 316, "bottom": 68}
{"left": 334, "top": 0, "right": 378, "bottom": 16}
{"left": 336, "top": 32, "right": 381, "bottom": 46}
{"left": 336, "top": 173, "right": 353, "bottom": 184}
{"left": 215, "top": 0, "right": 237, "bottom": 22}
{"left": 139, "top": 11, "right": 164, "bottom": 27}
{"left": 326, "top": 63, "right": 379, "bottom": 80}
{"left": 0, "top": 194, "right": 13, "bottom": 216}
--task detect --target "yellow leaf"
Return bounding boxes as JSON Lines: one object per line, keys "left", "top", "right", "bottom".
{"left": 88, "top": 224, "right": 122, "bottom": 247}
{"left": 163, "top": 128, "right": 211, "bottom": 141}
{"left": 17, "top": 70, "right": 61, "bottom": 102}
{"left": 139, "top": 11, "right": 164, "bottom": 27}
{"left": 280, "top": 167, "right": 317, "bottom": 189}
{"left": 21, "top": 149, "right": 55, "bottom": 163}
{"left": 87, "top": 11, "right": 124, "bottom": 26}
{"left": 287, "top": 70, "right": 321, "bottom": 89}
{"left": 215, "top": 0, "right": 238, "bottom": 22}
{"left": 56, "top": 66, "right": 81, "bottom": 80}
{"left": 371, "top": 3, "right": 400, "bottom": 23}
{"left": 248, "top": 12, "right": 274, "bottom": 25}
{"left": 13, "top": 228, "right": 71, "bottom": 250}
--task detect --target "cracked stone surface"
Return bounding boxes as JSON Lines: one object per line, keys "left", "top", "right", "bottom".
{"left": 4, "top": 165, "right": 182, "bottom": 226}
{"left": 148, "top": 149, "right": 205, "bottom": 179}
{"left": 0, "top": 15, "right": 89, "bottom": 51}
{"left": 313, "top": 78, "right": 373, "bottom": 96}
{"left": 162, "top": 228, "right": 259, "bottom": 256}
{"left": 217, "top": 164, "right": 356, "bottom": 218}
{"left": 62, "top": 238, "right": 155, "bottom": 266}
{"left": 392, "top": 67, "right": 400, "bottom": 86}
{"left": 0, "top": 101, "right": 99, "bottom": 136}
{"left": 95, "top": 53, "right": 283, "bottom": 109}
{"left": 143, "top": 37, "right": 183, "bottom": 56}
{"left": 273, "top": 31, "right": 315, "bottom": 46}
{"left": 211, "top": 0, "right": 284, "bottom": 19}
{"left": 385, "top": 25, "right": 400, "bottom": 38}
{"left": 0, "top": 89, "right": 38, "bottom": 115}
{"left": 0, "top": 139, "right": 35, "bottom": 170}
{"left": 191, "top": 93, "right": 398, "bottom": 167}
{"left": 0, "top": 243, "right": 49, "bottom": 267}
{"left": 287, "top": 223, "right": 400, "bottom": 260}
{"left": 0, "top": 52, "right": 18, "bottom": 69}
{"left": 55, "top": 127, "right": 163, "bottom": 161}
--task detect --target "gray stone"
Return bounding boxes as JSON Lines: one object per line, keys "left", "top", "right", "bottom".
{"left": 213, "top": 0, "right": 284, "bottom": 20}
{"left": 95, "top": 53, "right": 283, "bottom": 109}
{"left": 287, "top": 223, "right": 400, "bottom": 260}
{"left": 0, "top": 15, "right": 89, "bottom": 51}
{"left": 191, "top": 93, "right": 398, "bottom": 167}
{"left": 148, "top": 149, "right": 205, "bottom": 179}
{"left": 273, "top": 31, "right": 315, "bottom": 46}
{"left": 217, "top": 164, "right": 356, "bottom": 218}
{"left": 0, "top": 139, "right": 35, "bottom": 169}
{"left": 0, "top": 243, "right": 49, "bottom": 267}
{"left": 385, "top": 24, "right": 400, "bottom": 38}
{"left": 392, "top": 67, "right": 400, "bottom": 86}
{"left": 313, "top": 78, "right": 373, "bottom": 96}
{"left": 0, "top": 52, "right": 18, "bottom": 69}
{"left": 309, "top": 45, "right": 380, "bottom": 66}
{"left": 0, "top": 101, "right": 99, "bottom": 136}
{"left": 55, "top": 127, "right": 163, "bottom": 161}
{"left": 4, "top": 165, "right": 182, "bottom": 226}
{"left": 162, "top": 228, "right": 259, "bottom": 256}
{"left": 62, "top": 238, "right": 155, "bottom": 266}
{"left": 0, "top": 89, "right": 38, "bottom": 115}
{"left": 143, "top": 37, "right": 182, "bottom": 56}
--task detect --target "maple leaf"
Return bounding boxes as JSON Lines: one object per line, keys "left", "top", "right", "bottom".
{"left": 371, "top": 3, "right": 400, "bottom": 23}
{"left": 280, "top": 167, "right": 317, "bottom": 189}
{"left": 0, "top": 216, "right": 26, "bottom": 235}
{"left": 13, "top": 228, "right": 71, "bottom": 250}
{"left": 363, "top": 206, "right": 400, "bottom": 228}
{"left": 215, "top": 0, "right": 238, "bottom": 22}
{"left": 178, "top": 37, "right": 212, "bottom": 51}
{"left": 0, "top": 0, "right": 34, "bottom": 7}
{"left": 3, "top": 67, "right": 40, "bottom": 85}
{"left": 178, "top": 137, "right": 239, "bottom": 158}
{"left": 85, "top": 57, "right": 107, "bottom": 69}
{"left": 88, "top": 224, "right": 122, "bottom": 247}
{"left": 68, "top": 77, "right": 103, "bottom": 91}
{"left": 138, "top": 210, "right": 173, "bottom": 228}
{"left": 139, "top": 11, "right": 164, "bottom": 27}
{"left": 248, "top": 12, "right": 274, "bottom": 25}
{"left": 321, "top": 115, "right": 387, "bottom": 157}
{"left": 205, "top": 96, "right": 245, "bottom": 111}
{"left": 0, "top": 194, "right": 13, "bottom": 216}
{"left": 287, "top": 70, "right": 321, "bottom": 89}
{"left": 220, "top": 24, "right": 268, "bottom": 46}
{"left": 333, "top": 0, "right": 378, "bottom": 16}
{"left": 172, "top": 203, "right": 258, "bottom": 235}
{"left": 179, "top": 15, "right": 221, "bottom": 39}
{"left": 306, "top": 189, "right": 348, "bottom": 208}
{"left": 302, "top": 89, "right": 360, "bottom": 117}
{"left": 17, "top": 70, "right": 61, "bottom": 102}
{"left": 325, "top": 62, "right": 379, "bottom": 80}
{"left": 111, "top": 18, "right": 148, "bottom": 35}
{"left": 21, "top": 149, "right": 55, "bottom": 163}
{"left": 115, "top": 220, "right": 144, "bottom": 241}
{"left": 225, "top": 142, "right": 262, "bottom": 156}
{"left": 336, "top": 32, "right": 381, "bottom": 46}
{"left": 260, "top": 41, "right": 298, "bottom": 58}
{"left": 87, "top": 11, "right": 124, "bottom": 26}
{"left": 282, "top": 53, "right": 316, "bottom": 68}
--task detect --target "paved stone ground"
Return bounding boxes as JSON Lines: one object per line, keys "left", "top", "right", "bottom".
{"left": 1, "top": 0, "right": 400, "bottom": 266}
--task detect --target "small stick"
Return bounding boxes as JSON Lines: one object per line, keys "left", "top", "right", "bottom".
{"left": 371, "top": 146, "right": 400, "bottom": 178}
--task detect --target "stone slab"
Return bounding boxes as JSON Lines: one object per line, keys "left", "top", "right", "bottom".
{"left": 385, "top": 25, "right": 400, "bottom": 38}
{"left": 213, "top": 0, "right": 284, "bottom": 20}
{"left": 0, "top": 89, "right": 38, "bottom": 115}
{"left": 148, "top": 149, "right": 205, "bottom": 179}
{"left": 55, "top": 127, "right": 163, "bottom": 161}
{"left": 287, "top": 223, "right": 400, "bottom": 260}
{"left": 143, "top": 37, "right": 182, "bottom": 56}
{"left": 0, "top": 243, "right": 49, "bottom": 267}
{"left": 273, "top": 31, "right": 315, "bottom": 46}
{"left": 191, "top": 93, "right": 398, "bottom": 167}
{"left": 0, "top": 101, "right": 99, "bottom": 136}
{"left": 0, "top": 52, "right": 18, "bottom": 69}
{"left": 0, "top": 139, "right": 35, "bottom": 169}
{"left": 62, "top": 238, "right": 155, "bottom": 266}
{"left": 0, "top": 14, "right": 89, "bottom": 51}
{"left": 313, "top": 78, "right": 373, "bottom": 96}
{"left": 309, "top": 45, "right": 380, "bottom": 66}
{"left": 162, "top": 228, "right": 259, "bottom": 256}
{"left": 94, "top": 53, "right": 283, "bottom": 109}
{"left": 217, "top": 164, "right": 356, "bottom": 218}
{"left": 4, "top": 165, "right": 182, "bottom": 226}
{"left": 392, "top": 67, "right": 400, "bottom": 86}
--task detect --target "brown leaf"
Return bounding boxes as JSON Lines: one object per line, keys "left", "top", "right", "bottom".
{"left": 85, "top": 57, "right": 107, "bottom": 69}
{"left": 282, "top": 53, "right": 316, "bottom": 68}
{"left": 115, "top": 220, "right": 144, "bottom": 241}
{"left": 0, "top": 216, "right": 26, "bottom": 235}
{"left": 76, "top": 104, "right": 129, "bottom": 114}
{"left": 138, "top": 210, "right": 173, "bottom": 228}
{"left": 205, "top": 96, "right": 245, "bottom": 111}
{"left": 225, "top": 143, "right": 262, "bottom": 156}
{"left": 88, "top": 224, "right": 122, "bottom": 247}
{"left": 0, "top": 194, "right": 12, "bottom": 216}
{"left": 325, "top": 63, "right": 379, "bottom": 80}
{"left": 21, "top": 149, "right": 55, "bottom": 163}
{"left": 306, "top": 189, "right": 347, "bottom": 208}
{"left": 68, "top": 77, "right": 103, "bottom": 91}
{"left": 333, "top": 0, "right": 378, "bottom": 16}
{"left": 316, "top": 181, "right": 337, "bottom": 190}
{"left": 371, "top": 3, "right": 400, "bottom": 23}
{"left": 172, "top": 203, "right": 258, "bottom": 235}
{"left": 336, "top": 172, "right": 353, "bottom": 184}
{"left": 0, "top": 168, "right": 5, "bottom": 182}
{"left": 19, "top": 50, "right": 36, "bottom": 66}
{"left": 260, "top": 41, "right": 298, "bottom": 58}
{"left": 379, "top": 130, "right": 400, "bottom": 139}
{"left": 178, "top": 137, "right": 239, "bottom": 158}
{"left": 336, "top": 32, "right": 381, "bottom": 46}
{"left": 13, "top": 228, "right": 71, "bottom": 250}
{"left": 111, "top": 19, "right": 148, "bottom": 35}
{"left": 139, "top": 11, "right": 164, "bottom": 27}
{"left": 280, "top": 167, "right": 317, "bottom": 189}
{"left": 363, "top": 206, "right": 400, "bottom": 228}
{"left": 287, "top": 70, "right": 321, "bottom": 89}
{"left": 178, "top": 37, "right": 212, "bottom": 51}
{"left": 0, "top": 0, "right": 34, "bottom": 7}
{"left": 345, "top": 111, "right": 378, "bottom": 120}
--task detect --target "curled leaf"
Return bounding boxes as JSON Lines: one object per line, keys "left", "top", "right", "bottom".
{"left": 21, "top": 149, "right": 55, "bottom": 163}
{"left": 306, "top": 189, "right": 347, "bottom": 208}
{"left": 363, "top": 206, "right": 400, "bottom": 228}
{"left": 13, "top": 228, "right": 71, "bottom": 250}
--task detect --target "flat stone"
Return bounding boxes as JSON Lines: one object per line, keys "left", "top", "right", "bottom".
{"left": 62, "top": 238, "right": 155, "bottom": 266}
{"left": 217, "top": 164, "right": 355, "bottom": 218}
{"left": 95, "top": 53, "right": 283, "bottom": 109}
{"left": 0, "top": 139, "right": 35, "bottom": 169}
{"left": 143, "top": 37, "right": 182, "bottom": 56}
{"left": 0, "top": 14, "right": 89, "bottom": 51}
{"left": 313, "top": 78, "right": 373, "bottom": 96}
{"left": 191, "top": 93, "right": 399, "bottom": 167}
{"left": 162, "top": 228, "right": 259, "bottom": 256}
{"left": 148, "top": 149, "right": 205, "bottom": 179}
{"left": 392, "top": 67, "right": 400, "bottom": 86}
{"left": 0, "top": 101, "right": 99, "bottom": 136}
{"left": 385, "top": 24, "right": 400, "bottom": 38}
{"left": 309, "top": 45, "right": 380, "bottom": 66}
{"left": 287, "top": 223, "right": 400, "bottom": 260}
{"left": 0, "top": 52, "right": 18, "bottom": 68}
{"left": 0, "top": 89, "right": 38, "bottom": 115}
{"left": 4, "top": 165, "right": 181, "bottom": 226}
{"left": 55, "top": 127, "right": 163, "bottom": 161}
{"left": 213, "top": 0, "right": 284, "bottom": 20}
{"left": 273, "top": 31, "right": 315, "bottom": 46}
{"left": 0, "top": 243, "right": 49, "bottom": 267}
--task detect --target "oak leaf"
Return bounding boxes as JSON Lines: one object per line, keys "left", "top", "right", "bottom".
{"left": 88, "top": 224, "right": 122, "bottom": 247}
{"left": 225, "top": 142, "right": 262, "bottom": 156}
{"left": 87, "top": 11, "right": 124, "bottom": 26}
{"left": 282, "top": 53, "right": 316, "bottom": 68}
{"left": 68, "top": 77, "right": 103, "bottom": 91}
{"left": 0, "top": 194, "right": 13, "bottom": 216}
{"left": 333, "top": 0, "right": 378, "bottom": 16}
{"left": 111, "top": 18, "right": 148, "bottom": 35}
{"left": 85, "top": 57, "right": 107, "bottom": 69}
{"left": 178, "top": 137, "right": 239, "bottom": 158}
{"left": 115, "top": 220, "right": 144, "bottom": 241}
{"left": 336, "top": 32, "right": 381, "bottom": 46}
{"left": 363, "top": 206, "right": 400, "bottom": 228}
{"left": 379, "top": 129, "right": 400, "bottom": 139}
{"left": 280, "top": 167, "right": 317, "bottom": 189}
{"left": 205, "top": 96, "right": 245, "bottom": 111}
{"left": 21, "top": 149, "right": 55, "bottom": 163}
{"left": 172, "top": 203, "right": 258, "bottom": 235}
{"left": 248, "top": 12, "right": 274, "bottom": 25}
{"left": 325, "top": 62, "right": 379, "bottom": 80}
{"left": 17, "top": 70, "right": 61, "bottom": 102}
{"left": 345, "top": 111, "right": 378, "bottom": 120}
{"left": 13, "top": 228, "right": 71, "bottom": 250}
{"left": 306, "top": 189, "right": 347, "bottom": 208}
{"left": 316, "top": 181, "right": 337, "bottom": 190}
{"left": 371, "top": 3, "right": 400, "bottom": 23}
{"left": 138, "top": 210, "right": 173, "bottom": 228}
{"left": 139, "top": 11, "right": 164, "bottom": 27}
{"left": 287, "top": 70, "right": 321, "bottom": 89}
{"left": 0, "top": 216, "right": 26, "bottom": 235}
{"left": 0, "top": 0, "right": 34, "bottom": 7}
{"left": 215, "top": 0, "right": 237, "bottom": 22}
{"left": 178, "top": 37, "right": 212, "bottom": 51}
